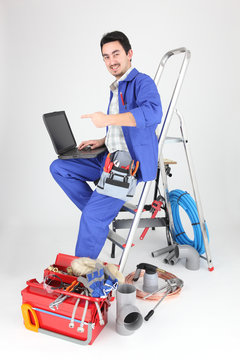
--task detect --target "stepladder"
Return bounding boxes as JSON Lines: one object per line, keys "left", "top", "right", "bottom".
{"left": 107, "top": 48, "right": 214, "bottom": 273}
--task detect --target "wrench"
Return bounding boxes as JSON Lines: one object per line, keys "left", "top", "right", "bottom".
{"left": 49, "top": 280, "right": 79, "bottom": 310}
{"left": 49, "top": 294, "right": 68, "bottom": 310}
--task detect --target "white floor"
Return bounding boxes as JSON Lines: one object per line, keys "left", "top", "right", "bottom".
{"left": 1, "top": 223, "right": 239, "bottom": 359}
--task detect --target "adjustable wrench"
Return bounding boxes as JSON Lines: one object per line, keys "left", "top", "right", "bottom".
{"left": 49, "top": 280, "right": 79, "bottom": 310}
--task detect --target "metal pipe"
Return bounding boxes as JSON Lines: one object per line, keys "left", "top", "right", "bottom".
{"left": 163, "top": 250, "right": 176, "bottom": 264}
{"left": 152, "top": 244, "right": 176, "bottom": 257}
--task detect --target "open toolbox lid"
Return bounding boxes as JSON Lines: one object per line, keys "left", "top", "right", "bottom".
{"left": 54, "top": 253, "right": 78, "bottom": 268}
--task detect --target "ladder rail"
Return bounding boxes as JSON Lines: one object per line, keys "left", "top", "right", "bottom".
{"left": 155, "top": 48, "right": 191, "bottom": 154}
{"left": 175, "top": 109, "right": 214, "bottom": 269}
{"left": 118, "top": 48, "right": 191, "bottom": 272}
{"left": 119, "top": 181, "right": 152, "bottom": 272}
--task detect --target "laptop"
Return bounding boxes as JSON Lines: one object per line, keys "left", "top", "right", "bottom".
{"left": 43, "top": 111, "right": 107, "bottom": 159}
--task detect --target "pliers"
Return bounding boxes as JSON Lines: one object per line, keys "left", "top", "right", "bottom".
{"left": 129, "top": 160, "right": 139, "bottom": 176}
{"left": 103, "top": 153, "right": 114, "bottom": 173}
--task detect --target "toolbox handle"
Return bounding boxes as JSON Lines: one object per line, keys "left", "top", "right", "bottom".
{"left": 38, "top": 323, "right": 93, "bottom": 346}
{"left": 26, "top": 279, "right": 104, "bottom": 303}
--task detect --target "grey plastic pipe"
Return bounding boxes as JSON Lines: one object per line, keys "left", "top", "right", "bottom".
{"left": 168, "top": 255, "right": 179, "bottom": 265}
{"left": 163, "top": 250, "right": 176, "bottom": 264}
{"left": 175, "top": 245, "right": 200, "bottom": 270}
{"left": 152, "top": 244, "right": 176, "bottom": 257}
{"left": 116, "top": 284, "right": 143, "bottom": 336}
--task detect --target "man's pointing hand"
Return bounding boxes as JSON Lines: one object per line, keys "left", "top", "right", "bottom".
{"left": 81, "top": 112, "right": 108, "bottom": 128}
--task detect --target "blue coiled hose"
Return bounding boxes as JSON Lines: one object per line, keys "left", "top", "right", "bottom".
{"left": 169, "top": 189, "right": 209, "bottom": 255}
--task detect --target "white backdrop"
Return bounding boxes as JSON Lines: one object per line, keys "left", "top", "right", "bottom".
{"left": 1, "top": 0, "right": 239, "bottom": 233}
{"left": 1, "top": 0, "right": 240, "bottom": 356}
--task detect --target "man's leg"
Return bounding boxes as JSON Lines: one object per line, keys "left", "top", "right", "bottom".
{"left": 75, "top": 190, "right": 125, "bottom": 259}
{"left": 50, "top": 152, "right": 125, "bottom": 259}
{"left": 49, "top": 153, "right": 106, "bottom": 210}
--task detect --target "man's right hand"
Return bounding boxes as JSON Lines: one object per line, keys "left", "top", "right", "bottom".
{"left": 78, "top": 137, "right": 106, "bottom": 150}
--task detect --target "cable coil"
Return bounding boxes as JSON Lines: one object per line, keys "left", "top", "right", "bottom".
{"left": 169, "top": 189, "right": 209, "bottom": 255}
{"left": 125, "top": 269, "right": 182, "bottom": 301}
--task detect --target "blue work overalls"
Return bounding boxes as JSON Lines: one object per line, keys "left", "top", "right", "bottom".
{"left": 50, "top": 68, "right": 162, "bottom": 259}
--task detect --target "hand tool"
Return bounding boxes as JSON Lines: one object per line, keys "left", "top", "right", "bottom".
{"left": 144, "top": 278, "right": 184, "bottom": 321}
{"left": 131, "top": 160, "right": 139, "bottom": 176}
{"left": 103, "top": 153, "right": 114, "bottom": 173}
{"left": 144, "top": 287, "right": 171, "bottom": 321}
{"left": 129, "top": 160, "right": 139, "bottom": 177}
{"left": 49, "top": 280, "right": 79, "bottom": 310}
{"left": 133, "top": 263, "right": 160, "bottom": 282}
{"left": 133, "top": 263, "right": 160, "bottom": 293}
{"left": 129, "top": 160, "right": 134, "bottom": 175}
{"left": 140, "top": 196, "right": 163, "bottom": 240}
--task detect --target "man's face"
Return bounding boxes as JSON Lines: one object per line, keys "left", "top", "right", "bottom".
{"left": 102, "top": 41, "right": 133, "bottom": 80}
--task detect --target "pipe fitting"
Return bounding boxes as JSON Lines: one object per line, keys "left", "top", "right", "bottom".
{"left": 116, "top": 284, "right": 143, "bottom": 336}
{"left": 175, "top": 245, "right": 200, "bottom": 270}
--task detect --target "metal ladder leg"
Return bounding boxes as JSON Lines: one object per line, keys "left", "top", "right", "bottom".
{"left": 118, "top": 181, "right": 152, "bottom": 272}
{"left": 175, "top": 109, "right": 214, "bottom": 270}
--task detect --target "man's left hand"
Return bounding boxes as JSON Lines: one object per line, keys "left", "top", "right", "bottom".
{"left": 81, "top": 112, "right": 108, "bottom": 128}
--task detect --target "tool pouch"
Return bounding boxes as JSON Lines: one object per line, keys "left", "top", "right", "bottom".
{"left": 96, "top": 151, "right": 137, "bottom": 201}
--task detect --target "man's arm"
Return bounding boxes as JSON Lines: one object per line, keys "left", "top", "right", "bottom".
{"left": 81, "top": 112, "right": 136, "bottom": 128}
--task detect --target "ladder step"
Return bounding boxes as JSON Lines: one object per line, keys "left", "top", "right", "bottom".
{"left": 163, "top": 158, "right": 177, "bottom": 165}
{"left": 122, "top": 202, "right": 137, "bottom": 214}
{"left": 113, "top": 217, "right": 167, "bottom": 230}
{"left": 107, "top": 229, "right": 126, "bottom": 249}
{"left": 165, "top": 136, "right": 185, "bottom": 143}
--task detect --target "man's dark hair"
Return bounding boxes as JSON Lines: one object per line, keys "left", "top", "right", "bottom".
{"left": 100, "top": 31, "right": 132, "bottom": 55}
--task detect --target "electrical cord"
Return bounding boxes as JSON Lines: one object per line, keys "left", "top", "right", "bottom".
{"left": 125, "top": 269, "right": 182, "bottom": 301}
{"left": 169, "top": 189, "right": 209, "bottom": 255}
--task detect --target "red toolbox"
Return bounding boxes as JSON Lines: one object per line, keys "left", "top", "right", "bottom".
{"left": 21, "top": 253, "right": 113, "bottom": 345}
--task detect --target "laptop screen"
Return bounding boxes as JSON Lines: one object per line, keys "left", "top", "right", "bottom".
{"left": 43, "top": 111, "right": 76, "bottom": 154}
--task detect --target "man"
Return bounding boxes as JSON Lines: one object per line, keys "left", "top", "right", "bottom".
{"left": 50, "top": 31, "right": 162, "bottom": 259}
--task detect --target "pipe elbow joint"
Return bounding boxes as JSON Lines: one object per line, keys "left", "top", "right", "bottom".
{"left": 176, "top": 245, "right": 200, "bottom": 270}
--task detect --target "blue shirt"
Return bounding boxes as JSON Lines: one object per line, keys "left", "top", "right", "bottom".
{"left": 107, "top": 68, "right": 162, "bottom": 182}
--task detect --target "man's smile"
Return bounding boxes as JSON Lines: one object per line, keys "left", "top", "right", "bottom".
{"left": 110, "top": 64, "right": 120, "bottom": 71}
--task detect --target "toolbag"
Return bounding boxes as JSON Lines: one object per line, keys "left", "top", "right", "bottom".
{"left": 96, "top": 150, "right": 138, "bottom": 201}
{"left": 21, "top": 253, "right": 113, "bottom": 345}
